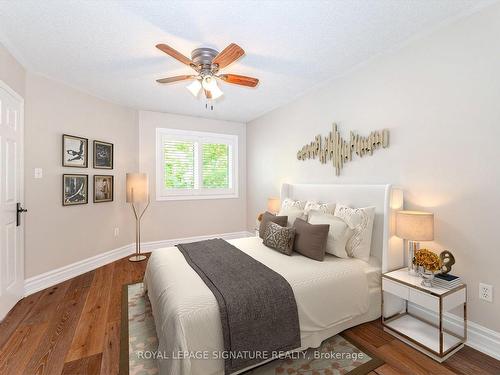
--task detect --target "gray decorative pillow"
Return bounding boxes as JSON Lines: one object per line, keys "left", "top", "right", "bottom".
{"left": 263, "top": 222, "right": 296, "bottom": 255}
{"left": 292, "top": 218, "right": 330, "bottom": 261}
{"left": 259, "top": 211, "right": 288, "bottom": 239}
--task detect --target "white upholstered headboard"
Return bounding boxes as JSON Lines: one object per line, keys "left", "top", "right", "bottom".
{"left": 280, "top": 184, "right": 404, "bottom": 272}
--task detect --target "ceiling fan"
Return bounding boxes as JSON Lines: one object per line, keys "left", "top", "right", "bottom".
{"left": 155, "top": 43, "right": 259, "bottom": 105}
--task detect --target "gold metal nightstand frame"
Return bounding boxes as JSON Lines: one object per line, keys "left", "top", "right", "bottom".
{"left": 381, "top": 271, "right": 467, "bottom": 359}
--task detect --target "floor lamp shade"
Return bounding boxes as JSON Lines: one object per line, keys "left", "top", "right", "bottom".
{"left": 126, "top": 173, "right": 149, "bottom": 262}
{"left": 126, "top": 173, "right": 149, "bottom": 203}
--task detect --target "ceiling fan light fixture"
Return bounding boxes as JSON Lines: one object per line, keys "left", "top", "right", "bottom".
{"left": 186, "top": 79, "right": 202, "bottom": 97}
{"left": 156, "top": 43, "right": 257, "bottom": 104}
{"left": 209, "top": 84, "right": 224, "bottom": 100}
{"left": 202, "top": 76, "right": 215, "bottom": 90}
{"left": 202, "top": 76, "right": 223, "bottom": 99}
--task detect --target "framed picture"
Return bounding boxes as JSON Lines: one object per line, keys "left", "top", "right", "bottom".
{"left": 63, "top": 174, "right": 88, "bottom": 206}
{"left": 94, "top": 175, "right": 114, "bottom": 203}
{"left": 62, "top": 134, "right": 88, "bottom": 168}
{"left": 93, "top": 140, "right": 113, "bottom": 169}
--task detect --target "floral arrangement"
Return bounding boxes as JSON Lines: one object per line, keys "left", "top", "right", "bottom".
{"left": 413, "top": 249, "right": 442, "bottom": 273}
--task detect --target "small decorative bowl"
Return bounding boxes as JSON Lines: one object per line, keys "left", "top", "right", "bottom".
{"left": 421, "top": 269, "right": 439, "bottom": 287}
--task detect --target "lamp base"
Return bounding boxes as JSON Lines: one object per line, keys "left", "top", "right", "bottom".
{"left": 407, "top": 240, "right": 419, "bottom": 274}
{"left": 129, "top": 254, "right": 147, "bottom": 262}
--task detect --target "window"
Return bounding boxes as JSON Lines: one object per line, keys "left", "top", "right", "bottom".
{"left": 156, "top": 128, "right": 238, "bottom": 200}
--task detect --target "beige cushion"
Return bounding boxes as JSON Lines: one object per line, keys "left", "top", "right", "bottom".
{"left": 292, "top": 218, "right": 329, "bottom": 261}
{"left": 259, "top": 211, "right": 288, "bottom": 239}
{"left": 308, "top": 211, "right": 353, "bottom": 259}
{"left": 334, "top": 205, "right": 375, "bottom": 262}
{"left": 278, "top": 206, "right": 306, "bottom": 227}
{"left": 263, "top": 222, "right": 295, "bottom": 255}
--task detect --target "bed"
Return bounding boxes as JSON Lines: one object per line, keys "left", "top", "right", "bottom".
{"left": 144, "top": 184, "right": 404, "bottom": 375}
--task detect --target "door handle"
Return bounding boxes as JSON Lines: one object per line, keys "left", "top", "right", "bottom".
{"left": 16, "top": 203, "right": 28, "bottom": 227}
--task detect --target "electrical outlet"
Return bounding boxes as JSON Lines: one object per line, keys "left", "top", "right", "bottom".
{"left": 479, "top": 283, "right": 493, "bottom": 302}
{"left": 114, "top": 227, "right": 119, "bottom": 237}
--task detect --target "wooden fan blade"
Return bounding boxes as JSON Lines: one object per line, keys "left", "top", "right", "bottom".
{"left": 218, "top": 74, "right": 259, "bottom": 87}
{"left": 204, "top": 89, "right": 212, "bottom": 99}
{"left": 212, "top": 43, "right": 245, "bottom": 68}
{"left": 156, "top": 75, "right": 195, "bottom": 84}
{"left": 156, "top": 44, "right": 193, "bottom": 66}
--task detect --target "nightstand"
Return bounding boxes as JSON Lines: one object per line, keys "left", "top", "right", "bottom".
{"left": 382, "top": 268, "right": 467, "bottom": 362}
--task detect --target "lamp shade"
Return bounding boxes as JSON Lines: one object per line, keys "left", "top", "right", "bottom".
{"left": 186, "top": 79, "right": 202, "bottom": 97}
{"left": 202, "top": 76, "right": 223, "bottom": 99}
{"left": 267, "top": 197, "right": 280, "bottom": 214}
{"left": 396, "top": 211, "right": 434, "bottom": 241}
{"left": 126, "top": 173, "right": 149, "bottom": 203}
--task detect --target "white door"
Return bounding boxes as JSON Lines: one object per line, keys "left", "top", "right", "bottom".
{"left": 0, "top": 81, "right": 24, "bottom": 320}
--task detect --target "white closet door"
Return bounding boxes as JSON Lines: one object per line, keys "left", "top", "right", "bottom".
{"left": 0, "top": 82, "right": 24, "bottom": 320}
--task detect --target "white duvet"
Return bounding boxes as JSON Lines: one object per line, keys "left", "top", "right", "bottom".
{"left": 144, "top": 236, "right": 371, "bottom": 375}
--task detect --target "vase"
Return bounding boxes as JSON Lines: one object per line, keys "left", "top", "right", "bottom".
{"left": 421, "top": 270, "right": 435, "bottom": 287}
{"left": 416, "top": 265, "right": 424, "bottom": 277}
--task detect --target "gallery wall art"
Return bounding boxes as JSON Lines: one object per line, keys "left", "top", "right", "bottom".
{"left": 93, "top": 140, "right": 114, "bottom": 169}
{"left": 63, "top": 174, "right": 88, "bottom": 206}
{"left": 94, "top": 175, "right": 114, "bottom": 203}
{"left": 62, "top": 134, "right": 88, "bottom": 168}
{"left": 61, "top": 135, "right": 115, "bottom": 205}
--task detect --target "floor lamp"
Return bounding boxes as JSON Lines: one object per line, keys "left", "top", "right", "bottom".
{"left": 126, "top": 173, "right": 150, "bottom": 262}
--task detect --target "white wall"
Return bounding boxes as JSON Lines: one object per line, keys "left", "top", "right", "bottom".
{"left": 247, "top": 5, "right": 500, "bottom": 332}
{"left": 0, "top": 41, "right": 25, "bottom": 97}
{"left": 139, "top": 110, "right": 247, "bottom": 241}
{"left": 25, "top": 72, "right": 138, "bottom": 277}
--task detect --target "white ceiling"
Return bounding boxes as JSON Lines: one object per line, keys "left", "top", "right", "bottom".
{"left": 0, "top": 0, "right": 495, "bottom": 123}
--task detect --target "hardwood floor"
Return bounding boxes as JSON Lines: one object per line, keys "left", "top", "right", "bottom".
{"left": 0, "top": 256, "right": 146, "bottom": 375}
{"left": 1, "top": 255, "right": 498, "bottom": 375}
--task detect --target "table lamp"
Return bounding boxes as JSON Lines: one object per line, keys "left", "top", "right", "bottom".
{"left": 256, "top": 197, "right": 281, "bottom": 226}
{"left": 396, "top": 210, "right": 434, "bottom": 274}
{"left": 267, "top": 197, "right": 280, "bottom": 214}
{"left": 126, "top": 173, "right": 150, "bottom": 262}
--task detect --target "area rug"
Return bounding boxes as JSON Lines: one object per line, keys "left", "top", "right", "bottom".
{"left": 120, "top": 282, "right": 383, "bottom": 375}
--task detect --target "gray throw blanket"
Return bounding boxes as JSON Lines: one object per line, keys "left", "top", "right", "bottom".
{"left": 177, "top": 238, "right": 301, "bottom": 374}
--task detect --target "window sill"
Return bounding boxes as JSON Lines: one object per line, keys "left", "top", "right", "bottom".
{"left": 156, "top": 193, "right": 239, "bottom": 201}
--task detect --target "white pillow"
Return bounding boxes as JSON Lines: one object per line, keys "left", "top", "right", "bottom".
{"left": 278, "top": 206, "right": 306, "bottom": 227}
{"left": 334, "top": 204, "right": 375, "bottom": 262}
{"left": 281, "top": 198, "right": 306, "bottom": 210}
{"left": 304, "top": 201, "right": 336, "bottom": 215}
{"left": 308, "top": 211, "right": 353, "bottom": 258}
{"left": 279, "top": 198, "right": 307, "bottom": 226}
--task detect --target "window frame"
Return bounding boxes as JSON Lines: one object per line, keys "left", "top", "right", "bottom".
{"left": 156, "top": 128, "right": 238, "bottom": 201}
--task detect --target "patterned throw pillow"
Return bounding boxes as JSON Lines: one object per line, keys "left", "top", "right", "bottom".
{"left": 334, "top": 204, "right": 375, "bottom": 262}
{"left": 259, "top": 211, "right": 288, "bottom": 239}
{"left": 281, "top": 198, "right": 307, "bottom": 210}
{"left": 304, "top": 201, "right": 336, "bottom": 215}
{"left": 263, "top": 222, "right": 296, "bottom": 255}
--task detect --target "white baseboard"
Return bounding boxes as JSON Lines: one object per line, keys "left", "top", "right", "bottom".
{"left": 409, "top": 303, "right": 500, "bottom": 360}
{"left": 24, "top": 243, "right": 135, "bottom": 296}
{"left": 24, "top": 231, "right": 253, "bottom": 296}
